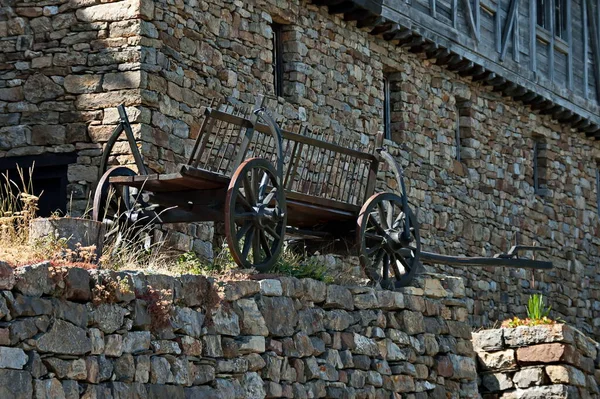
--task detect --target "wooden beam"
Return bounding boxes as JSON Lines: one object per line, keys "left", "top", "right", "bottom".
{"left": 530, "top": 100, "right": 553, "bottom": 111}
{"left": 583, "top": 0, "right": 589, "bottom": 98}
{"left": 500, "top": 0, "right": 520, "bottom": 61}
{"left": 438, "top": 53, "right": 461, "bottom": 66}
{"left": 515, "top": 91, "right": 538, "bottom": 103}
{"left": 472, "top": 71, "right": 495, "bottom": 82}
{"left": 549, "top": 0, "right": 555, "bottom": 81}
{"left": 493, "top": 81, "right": 517, "bottom": 93}
{"left": 402, "top": 36, "right": 426, "bottom": 49}
{"left": 539, "top": 104, "right": 562, "bottom": 115}
{"left": 462, "top": 0, "right": 480, "bottom": 42}
{"left": 486, "top": 75, "right": 507, "bottom": 86}
{"left": 574, "top": 119, "right": 592, "bottom": 129}
{"left": 529, "top": 0, "right": 537, "bottom": 72}
{"left": 344, "top": 9, "right": 372, "bottom": 22}
{"left": 586, "top": 0, "right": 600, "bottom": 101}
{"left": 371, "top": 22, "right": 394, "bottom": 35}
{"left": 458, "top": 63, "right": 481, "bottom": 77}
{"left": 506, "top": 85, "right": 528, "bottom": 97}
{"left": 328, "top": 2, "right": 358, "bottom": 15}
{"left": 383, "top": 24, "right": 402, "bottom": 40}
{"left": 449, "top": 60, "right": 474, "bottom": 72}
{"left": 452, "top": 0, "right": 458, "bottom": 28}
{"left": 566, "top": 0, "right": 573, "bottom": 89}
{"left": 357, "top": 15, "right": 384, "bottom": 28}
{"left": 430, "top": 0, "right": 437, "bottom": 19}
{"left": 312, "top": 0, "right": 344, "bottom": 6}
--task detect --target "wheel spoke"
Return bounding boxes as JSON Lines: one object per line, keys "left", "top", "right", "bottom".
{"left": 251, "top": 168, "right": 260, "bottom": 202}
{"left": 366, "top": 242, "right": 382, "bottom": 256}
{"left": 252, "top": 229, "right": 261, "bottom": 264}
{"left": 241, "top": 227, "right": 255, "bottom": 260}
{"left": 243, "top": 173, "right": 256, "bottom": 205}
{"left": 389, "top": 252, "right": 404, "bottom": 281}
{"left": 262, "top": 189, "right": 277, "bottom": 206}
{"left": 264, "top": 224, "right": 280, "bottom": 240}
{"left": 235, "top": 222, "right": 252, "bottom": 242}
{"left": 237, "top": 194, "right": 254, "bottom": 211}
{"left": 377, "top": 203, "right": 388, "bottom": 229}
{"left": 382, "top": 253, "right": 390, "bottom": 281}
{"left": 364, "top": 232, "right": 384, "bottom": 241}
{"left": 385, "top": 201, "right": 394, "bottom": 229}
{"left": 259, "top": 230, "right": 272, "bottom": 257}
{"left": 396, "top": 255, "right": 413, "bottom": 275}
{"left": 258, "top": 172, "right": 269, "bottom": 200}
{"left": 368, "top": 214, "right": 387, "bottom": 235}
{"left": 235, "top": 212, "right": 255, "bottom": 223}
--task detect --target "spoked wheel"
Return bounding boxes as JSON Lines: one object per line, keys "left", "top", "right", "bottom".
{"left": 225, "top": 158, "right": 286, "bottom": 272}
{"left": 92, "top": 166, "right": 153, "bottom": 243}
{"left": 357, "top": 192, "right": 421, "bottom": 288}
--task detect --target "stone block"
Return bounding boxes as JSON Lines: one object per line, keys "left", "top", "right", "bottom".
{"left": 259, "top": 279, "right": 283, "bottom": 296}
{"left": 258, "top": 296, "right": 298, "bottom": 337}
{"left": 0, "top": 346, "right": 28, "bottom": 369}
{"left": 545, "top": 365, "right": 587, "bottom": 387}
{"left": 36, "top": 320, "right": 91, "bottom": 355}
{"left": 504, "top": 325, "right": 574, "bottom": 347}
{"left": 513, "top": 367, "right": 546, "bottom": 388}
{"left": 324, "top": 285, "right": 353, "bottom": 310}
{"left": 480, "top": 372, "right": 513, "bottom": 392}
{"left": 477, "top": 349, "right": 516, "bottom": 370}
{"left": 103, "top": 71, "right": 142, "bottom": 90}
{"left": 75, "top": 0, "right": 139, "bottom": 22}
{"left": 23, "top": 74, "right": 64, "bottom": 103}
{"left": 472, "top": 329, "right": 504, "bottom": 351}
{"left": 516, "top": 343, "right": 579, "bottom": 366}
{"left": 63, "top": 74, "right": 102, "bottom": 94}
{"left": 448, "top": 354, "right": 477, "bottom": 380}
{"left": 0, "top": 369, "right": 33, "bottom": 398}
{"left": 302, "top": 279, "right": 327, "bottom": 303}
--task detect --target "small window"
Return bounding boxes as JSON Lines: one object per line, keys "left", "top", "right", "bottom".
{"left": 533, "top": 139, "right": 548, "bottom": 195}
{"left": 537, "top": 0, "right": 567, "bottom": 39}
{"left": 272, "top": 23, "right": 284, "bottom": 97}
{"left": 596, "top": 167, "right": 600, "bottom": 215}
{"left": 455, "top": 105, "right": 461, "bottom": 161}
{"left": 383, "top": 76, "right": 391, "bottom": 140}
{"left": 554, "top": 0, "right": 567, "bottom": 39}
{"left": 0, "top": 153, "right": 77, "bottom": 217}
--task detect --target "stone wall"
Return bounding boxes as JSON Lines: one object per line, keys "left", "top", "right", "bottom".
{"left": 2, "top": 0, "right": 600, "bottom": 341}
{"left": 0, "top": 261, "right": 480, "bottom": 398}
{"left": 472, "top": 325, "right": 600, "bottom": 398}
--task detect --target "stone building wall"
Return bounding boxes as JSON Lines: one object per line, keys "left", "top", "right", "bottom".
{"left": 0, "top": 261, "right": 480, "bottom": 398}
{"left": 472, "top": 324, "right": 600, "bottom": 398}
{"left": 2, "top": 0, "right": 600, "bottom": 340}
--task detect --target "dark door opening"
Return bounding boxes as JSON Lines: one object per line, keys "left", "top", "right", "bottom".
{"left": 0, "top": 153, "right": 77, "bottom": 217}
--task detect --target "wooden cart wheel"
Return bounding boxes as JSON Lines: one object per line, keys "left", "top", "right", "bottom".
{"left": 225, "top": 158, "right": 286, "bottom": 272}
{"left": 357, "top": 192, "right": 421, "bottom": 288}
{"left": 92, "top": 166, "right": 137, "bottom": 223}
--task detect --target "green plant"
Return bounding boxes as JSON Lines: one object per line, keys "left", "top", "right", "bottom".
{"left": 271, "top": 247, "right": 333, "bottom": 283}
{"left": 527, "top": 293, "right": 551, "bottom": 320}
{"left": 501, "top": 294, "right": 560, "bottom": 328}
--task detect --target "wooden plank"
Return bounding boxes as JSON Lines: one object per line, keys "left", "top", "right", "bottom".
{"left": 567, "top": 0, "right": 573, "bottom": 89}
{"left": 499, "top": 0, "right": 519, "bottom": 61}
{"left": 462, "top": 0, "right": 480, "bottom": 42}
{"left": 512, "top": 6, "right": 520, "bottom": 62}
{"left": 452, "top": 0, "right": 458, "bottom": 27}
{"left": 430, "top": 0, "right": 437, "bottom": 18}
{"left": 286, "top": 191, "right": 361, "bottom": 214}
{"left": 530, "top": 0, "right": 537, "bottom": 72}
{"left": 583, "top": 1, "right": 590, "bottom": 99}
{"left": 495, "top": 0, "right": 501, "bottom": 53}
{"left": 549, "top": 0, "right": 555, "bottom": 82}
{"left": 586, "top": 0, "right": 600, "bottom": 101}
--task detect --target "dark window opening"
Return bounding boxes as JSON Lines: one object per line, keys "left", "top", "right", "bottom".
{"left": 383, "top": 76, "right": 391, "bottom": 140}
{"left": 537, "top": 0, "right": 568, "bottom": 39}
{"left": 0, "top": 153, "right": 76, "bottom": 217}
{"left": 596, "top": 167, "right": 600, "bottom": 216}
{"left": 554, "top": 0, "right": 567, "bottom": 39}
{"left": 533, "top": 139, "right": 548, "bottom": 195}
{"left": 455, "top": 105, "right": 462, "bottom": 161}
{"left": 272, "top": 23, "right": 284, "bottom": 98}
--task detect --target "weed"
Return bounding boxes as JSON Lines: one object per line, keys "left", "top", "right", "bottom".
{"left": 271, "top": 247, "right": 333, "bottom": 283}
{"left": 136, "top": 285, "right": 173, "bottom": 330}
{"left": 501, "top": 294, "right": 561, "bottom": 328}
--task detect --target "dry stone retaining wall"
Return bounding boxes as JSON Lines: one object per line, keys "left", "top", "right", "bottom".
{"left": 0, "top": 262, "right": 480, "bottom": 398}
{"left": 2, "top": 0, "right": 600, "bottom": 341}
{"left": 472, "top": 324, "right": 600, "bottom": 398}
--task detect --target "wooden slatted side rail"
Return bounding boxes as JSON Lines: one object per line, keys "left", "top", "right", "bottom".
{"left": 187, "top": 103, "right": 382, "bottom": 207}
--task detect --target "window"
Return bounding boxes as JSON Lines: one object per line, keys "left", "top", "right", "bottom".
{"left": 533, "top": 139, "right": 548, "bottom": 195}
{"left": 383, "top": 76, "right": 391, "bottom": 140}
{"left": 0, "top": 153, "right": 76, "bottom": 216}
{"left": 272, "top": 23, "right": 284, "bottom": 97}
{"left": 596, "top": 167, "right": 600, "bottom": 215}
{"left": 537, "top": 0, "right": 568, "bottom": 40}
{"left": 455, "top": 105, "right": 461, "bottom": 161}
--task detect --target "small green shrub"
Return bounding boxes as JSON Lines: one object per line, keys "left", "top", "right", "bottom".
{"left": 271, "top": 249, "right": 333, "bottom": 283}
{"left": 501, "top": 294, "right": 559, "bottom": 328}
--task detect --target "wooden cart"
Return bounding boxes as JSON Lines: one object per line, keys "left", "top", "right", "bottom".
{"left": 93, "top": 95, "right": 551, "bottom": 288}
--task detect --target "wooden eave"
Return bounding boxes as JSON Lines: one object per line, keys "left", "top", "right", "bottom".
{"left": 309, "top": 0, "right": 600, "bottom": 138}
